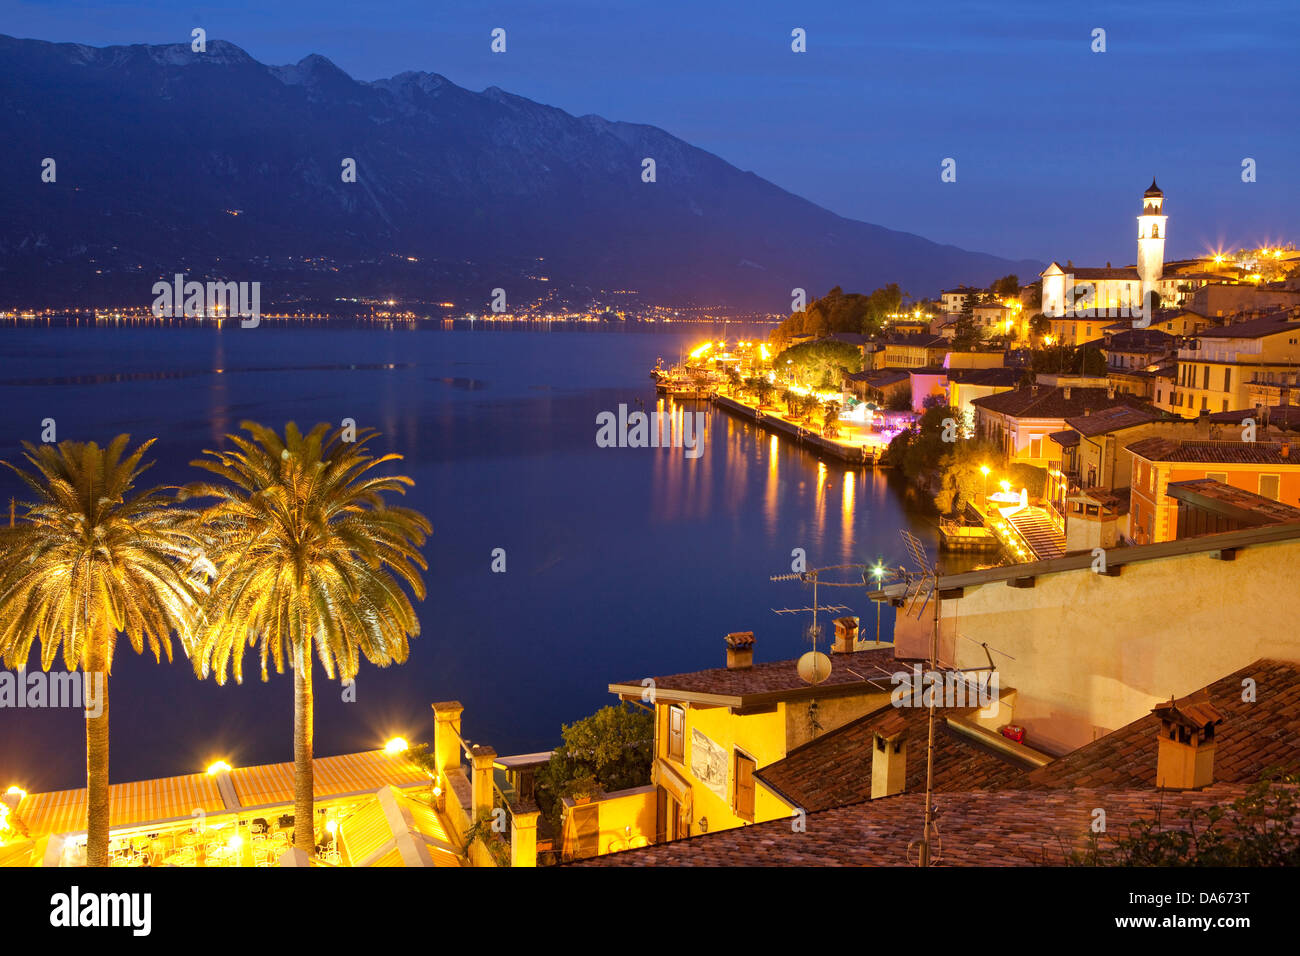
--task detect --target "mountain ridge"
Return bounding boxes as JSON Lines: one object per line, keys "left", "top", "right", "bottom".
{"left": 0, "top": 33, "right": 1042, "bottom": 312}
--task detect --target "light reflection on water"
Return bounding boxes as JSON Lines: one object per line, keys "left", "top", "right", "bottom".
{"left": 0, "top": 321, "right": 966, "bottom": 792}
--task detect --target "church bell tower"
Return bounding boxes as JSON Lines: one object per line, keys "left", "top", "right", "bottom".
{"left": 1137, "top": 178, "right": 1167, "bottom": 304}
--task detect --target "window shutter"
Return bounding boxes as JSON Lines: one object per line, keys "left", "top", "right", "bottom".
{"left": 734, "top": 753, "right": 756, "bottom": 822}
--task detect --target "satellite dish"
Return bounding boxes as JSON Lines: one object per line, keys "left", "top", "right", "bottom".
{"left": 797, "top": 651, "right": 832, "bottom": 685}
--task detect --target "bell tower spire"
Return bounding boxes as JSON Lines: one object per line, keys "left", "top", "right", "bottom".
{"left": 1137, "top": 178, "right": 1167, "bottom": 307}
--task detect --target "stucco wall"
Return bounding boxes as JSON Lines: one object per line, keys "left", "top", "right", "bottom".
{"left": 942, "top": 536, "right": 1300, "bottom": 754}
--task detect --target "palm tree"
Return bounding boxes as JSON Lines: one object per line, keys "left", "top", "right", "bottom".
{"left": 183, "top": 422, "right": 430, "bottom": 856}
{"left": 0, "top": 437, "right": 205, "bottom": 867}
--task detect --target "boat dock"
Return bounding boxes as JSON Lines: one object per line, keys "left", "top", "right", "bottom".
{"left": 711, "top": 394, "right": 879, "bottom": 466}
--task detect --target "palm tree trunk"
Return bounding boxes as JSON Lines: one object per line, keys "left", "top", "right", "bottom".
{"left": 292, "top": 645, "right": 315, "bottom": 856}
{"left": 84, "top": 636, "right": 110, "bottom": 867}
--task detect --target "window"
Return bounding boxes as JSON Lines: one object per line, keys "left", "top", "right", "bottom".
{"left": 1201, "top": 396, "right": 1208, "bottom": 410}
{"left": 1206, "top": 472, "right": 1227, "bottom": 484}
{"left": 734, "top": 752, "right": 756, "bottom": 822}
{"left": 1224, "top": 368, "right": 1231, "bottom": 391}
{"left": 667, "top": 706, "right": 684, "bottom": 762}
{"left": 1260, "top": 475, "right": 1281, "bottom": 501}
{"left": 1030, "top": 438, "right": 1042, "bottom": 459}
{"left": 1202, "top": 366, "right": 1210, "bottom": 390}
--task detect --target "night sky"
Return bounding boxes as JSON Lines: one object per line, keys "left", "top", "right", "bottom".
{"left": 4, "top": 0, "right": 1296, "bottom": 269}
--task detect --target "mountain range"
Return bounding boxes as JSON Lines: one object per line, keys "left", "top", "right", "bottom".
{"left": 0, "top": 34, "right": 1042, "bottom": 313}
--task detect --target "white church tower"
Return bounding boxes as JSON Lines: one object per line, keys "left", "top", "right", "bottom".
{"left": 1136, "top": 178, "right": 1167, "bottom": 305}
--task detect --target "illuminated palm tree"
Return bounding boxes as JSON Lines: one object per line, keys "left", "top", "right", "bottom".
{"left": 183, "top": 422, "right": 430, "bottom": 856}
{"left": 0, "top": 437, "right": 205, "bottom": 867}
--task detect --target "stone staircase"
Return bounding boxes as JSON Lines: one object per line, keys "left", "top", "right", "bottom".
{"left": 1006, "top": 507, "right": 1066, "bottom": 561}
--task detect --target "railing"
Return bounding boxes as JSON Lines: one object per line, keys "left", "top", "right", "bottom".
{"left": 1045, "top": 501, "right": 1066, "bottom": 535}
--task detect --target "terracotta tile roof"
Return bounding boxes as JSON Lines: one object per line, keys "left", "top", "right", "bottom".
{"left": 581, "top": 660, "right": 1300, "bottom": 866}
{"left": 1166, "top": 479, "right": 1300, "bottom": 526}
{"left": 1044, "top": 265, "right": 1141, "bottom": 281}
{"left": 1206, "top": 405, "right": 1300, "bottom": 431}
{"left": 611, "top": 647, "right": 897, "bottom": 704}
{"left": 1198, "top": 310, "right": 1300, "bottom": 339}
{"left": 1105, "top": 329, "right": 1176, "bottom": 350}
{"left": 946, "top": 367, "right": 1020, "bottom": 387}
{"left": 756, "top": 702, "right": 1028, "bottom": 812}
{"left": 1006, "top": 659, "right": 1300, "bottom": 791}
{"left": 973, "top": 387, "right": 1151, "bottom": 420}
{"left": 881, "top": 334, "right": 947, "bottom": 348}
{"left": 1064, "top": 405, "right": 1164, "bottom": 437}
{"left": 1125, "top": 437, "right": 1300, "bottom": 465}
{"left": 572, "top": 784, "right": 1266, "bottom": 866}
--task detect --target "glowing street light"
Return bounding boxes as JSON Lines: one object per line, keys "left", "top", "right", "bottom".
{"left": 384, "top": 737, "right": 409, "bottom": 755}
{"left": 206, "top": 760, "right": 232, "bottom": 775}
{"left": 871, "top": 563, "right": 886, "bottom": 643}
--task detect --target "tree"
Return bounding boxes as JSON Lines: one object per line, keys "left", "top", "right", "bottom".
{"left": 822, "top": 401, "right": 842, "bottom": 437}
{"left": 992, "top": 274, "right": 1020, "bottom": 297}
{"left": 773, "top": 340, "right": 862, "bottom": 388}
{"left": 0, "top": 436, "right": 205, "bottom": 866}
{"left": 1029, "top": 312, "right": 1051, "bottom": 342}
{"left": 183, "top": 422, "right": 431, "bottom": 856}
{"left": 1073, "top": 773, "right": 1300, "bottom": 866}
{"left": 951, "top": 314, "right": 985, "bottom": 351}
{"left": 769, "top": 285, "right": 904, "bottom": 348}
{"left": 885, "top": 382, "right": 913, "bottom": 411}
{"left": 935, "top": 439, "right": 1001, "bottom": 514}
{"left": 536, "top": 704, "right": 653, "bottom": 836}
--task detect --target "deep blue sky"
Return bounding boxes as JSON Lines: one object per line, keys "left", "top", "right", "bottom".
{"left": 5, "top": 0, "right": 1296, "bottom": 266}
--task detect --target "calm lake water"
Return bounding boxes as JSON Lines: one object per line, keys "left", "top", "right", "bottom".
{"left": 0, "top": 319, "right": 943, "bottom": 791}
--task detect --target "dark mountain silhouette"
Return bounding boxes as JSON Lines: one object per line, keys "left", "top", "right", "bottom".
{"left": 0, "top": 34, "right": 1042, "bottom": 312}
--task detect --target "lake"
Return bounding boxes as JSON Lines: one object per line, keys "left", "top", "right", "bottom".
{"left": 0, "top": 319, "right": 940, "bottom": 792}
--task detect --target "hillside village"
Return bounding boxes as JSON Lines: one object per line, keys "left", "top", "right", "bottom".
{"left": 5, "top": 180, "right": 1299, "bottom": 870}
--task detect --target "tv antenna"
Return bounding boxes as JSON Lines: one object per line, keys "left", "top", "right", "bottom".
{"left": 770, "top": 565, "right": 860, "bottom": 684}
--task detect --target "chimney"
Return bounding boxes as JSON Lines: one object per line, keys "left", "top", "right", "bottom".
{"left": 1063, "top": 386, "right": 1072, "bottom": 400}
{"left": 724, "top": 631, "right": 754, "bottom": 670}
{"left": 1107, "top": 384, "right": 1116, "bottom": 399}
{"left": 871, "top": 712, "right": 908, "bottom": 799}
{"left": 1282, "top": 441, "right": 1290, "bottom": 459}
{"left": 832, "top": 616, "right": 860, "bottom": 654}
{"left": 1152, "top": 691, "right": 1222, "bottom": 790}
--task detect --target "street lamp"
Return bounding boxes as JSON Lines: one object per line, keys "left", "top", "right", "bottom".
{"left": 871, "top": 563, "right": 886, "bottom": 643}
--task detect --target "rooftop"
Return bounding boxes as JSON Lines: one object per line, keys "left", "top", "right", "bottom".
{"left": 1007, "top": 659, "right": 1300, "bottom": 791}
{"left": 756, "top": 701, "right": 1031, "bottom": 812}
{"left": 1125, "top": 437, "right": 1300, "bottom": 465}
{"left": 572, "top": 784, "right": 1264, "bottom": 866}
{"left": 610, "top": 646, "right": 896, "bottom": 707}
{"left": 8, "top": 748, "right": 430, "bottom": 840}
{"left": 1196, "top": 310, "right": 1300, "bottom": 340}
{"left": 1166, "top": 479, "right": 1300, "bottom": 528}
{"left": 1064, "top": 405, "right": 1165, "bottom": 437}
{"left": 972, "top": 387, "right": 1151, "bottom": 420}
